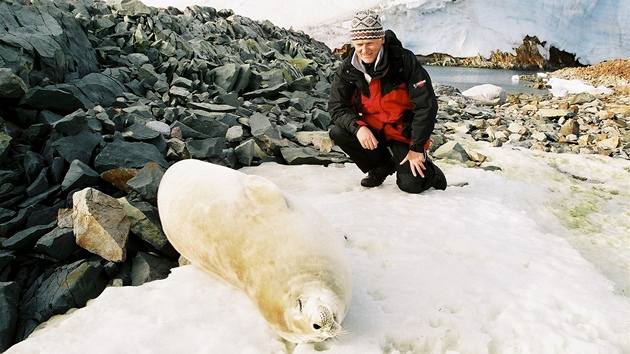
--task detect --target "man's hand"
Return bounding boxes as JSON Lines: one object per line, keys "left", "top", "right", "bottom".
{"left": 356, "top": 126, "right": 378, "bottom": 150}
{"left": 400, "top": 150, "right": 426, "bottom": 178}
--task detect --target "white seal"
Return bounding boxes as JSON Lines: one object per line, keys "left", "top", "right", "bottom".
{"left": 157, "top": 159, "right": 352, "bottom": 343}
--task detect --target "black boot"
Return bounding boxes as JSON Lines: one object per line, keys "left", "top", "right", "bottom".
{"left": 432, "top": 164, "right": 447, "bottom": 190}
{"left": 361, "top": 159, "right": 397, "bottom": 188}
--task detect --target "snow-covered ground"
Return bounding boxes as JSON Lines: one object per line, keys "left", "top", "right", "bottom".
{"left": 7, "top": 139, "right": 629, "bottom": 353}
{"left": 139, "top": 0, "right": 629, "bottom": 65}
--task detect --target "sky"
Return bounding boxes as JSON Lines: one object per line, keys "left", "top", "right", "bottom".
{"left": 139, "top": 0, "right": 629, "bottom": 65}
{"left": 6, "top": 1, "right": 629, "bottom": 353}
{"left": 8, "top": 141, "right": 630, "bottom": 353}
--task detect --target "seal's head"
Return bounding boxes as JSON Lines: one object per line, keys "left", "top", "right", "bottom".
{"left": 280, "top": 292, "right": 345, "bottom": 343}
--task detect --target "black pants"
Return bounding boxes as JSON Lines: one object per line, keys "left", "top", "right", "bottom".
{"left": 330, "top": 125, "right": 439, "bottom": 193}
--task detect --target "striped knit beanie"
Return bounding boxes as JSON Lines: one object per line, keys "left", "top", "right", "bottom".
{"left": 350, "top": 10, "right": 385, "bottom": 41}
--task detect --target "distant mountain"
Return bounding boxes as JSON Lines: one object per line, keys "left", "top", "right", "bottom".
{"left": 142, "top": 0, "right": 630, "bottom": 66}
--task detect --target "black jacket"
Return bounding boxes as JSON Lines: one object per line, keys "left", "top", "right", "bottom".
{"left": 328, "top": 30, "right": 438, "bottom": 152}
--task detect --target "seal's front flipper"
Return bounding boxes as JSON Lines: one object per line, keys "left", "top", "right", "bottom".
{"left": 243, "top": 174, "right": 289, "bottom": 211}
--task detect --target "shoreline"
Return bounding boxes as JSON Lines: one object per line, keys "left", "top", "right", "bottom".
{"left": 428, "top": 59, "right": 630, "bottom": 160}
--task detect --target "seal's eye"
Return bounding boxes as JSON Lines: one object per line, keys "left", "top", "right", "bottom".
{"left": 313, "top": 324, "right": 321, "bottom": 330}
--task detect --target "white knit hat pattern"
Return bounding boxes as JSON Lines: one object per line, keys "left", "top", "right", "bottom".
{"left": 350, "top": 10, "right": 385, "bottom": 41}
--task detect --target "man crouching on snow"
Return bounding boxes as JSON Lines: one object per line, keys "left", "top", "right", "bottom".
{"left": 328, "top": 10, "right": 447, "bottom": 193}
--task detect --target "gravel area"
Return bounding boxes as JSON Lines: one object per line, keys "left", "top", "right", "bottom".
{"left": 552, "top": 59, "right": 630, "bottom": 93}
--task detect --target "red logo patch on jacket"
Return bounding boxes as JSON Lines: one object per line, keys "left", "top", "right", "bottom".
{"left": 413, "top": 80, "right": 426, "bottom": 89}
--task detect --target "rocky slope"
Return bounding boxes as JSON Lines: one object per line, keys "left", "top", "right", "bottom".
{"left": 430, "top": 59, "right": 630, "bottom": 161}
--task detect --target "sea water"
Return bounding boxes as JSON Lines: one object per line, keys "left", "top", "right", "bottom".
{"left": 424, "top": 65, "right": 547, "bottom": 94}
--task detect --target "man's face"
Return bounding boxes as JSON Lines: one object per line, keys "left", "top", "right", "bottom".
{"left": 352, "top": 38, "right": 385, "bottom": 64}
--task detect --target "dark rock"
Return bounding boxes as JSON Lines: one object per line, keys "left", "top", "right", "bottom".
{"left": 311, "top": 108, "right": 332, "bottom": 130}
{"left": 145, "top": 134, "right": 168, "bottom": 155}
{"left": 14, "top": 259, "right": 108, "bottom": 341}
{"left": 56, "top": 73, "right": 127, "bottom": 109}
{"left": 10, "top": 109, "right": 36, "bottom": 129}
{"left": 125, "top": 162, "right": 164, "bottom": 204}
{"left": 0, "top": 251, "right": 16, "bottom": 273}
{"left": 117, "top": 198, "right": 176, "bottom": 258}
{"left": 1, "top": 220, "right": 56, "bottom": 251}
{"left": 0, "top": 184, "right": 25, "bottom": 209}
{"left": 0, "top": 207, "right": 31, "bottom": 239}
{"left": 0, "top": 1, "right": 99, "bottom": 86}
{"left": 19, "top": 87, "right": 85, "bottom": 114}
{"left": 109, "top": 0, "right": 152, "bottom": 17}
{"left": 279, "top": 122, "right": 299, "bottom": 139}
{"left": 0, "top": 281, "right": 20, "bottom": 352}
{"left": 280, "top": 146, "right": 350, "bottom": 166}
{"left": 0, "top": 68, "right": 27, "bottom": 99}
{"left": 168, "top": 85, "right": 190, "bottom": 99}
{"left": 170, "top": 121, "right": 210, "bottom": 139}
{"left": 171, "top": 76, "right": 193, "bottom": 90}
{"left": 211, "top": 63, "right": 252, "bottom": 93}
{"left": 433, "top": 140, "right": 470, "bottom": 162}
{"left": 20, "top": 124, "right": 51, "bottom": 150}
{"left": 51, "top": 130, "right": 103, "bottom": 165}
{"left": 26, "top": 204, "right": 60, "bottom": 228}
{"left": 242, "top": 82, "right": 289, "bottom": 100}
{"left": 164, "top": 138, "right": 189, "bottom": 160}
{"left": 107, "top": 261, "right": 132, "bottom": 287}
{"left": 235, "top": 138, "right": 266, "bottom": 166}
{"left": 217, "top": 8, "right": 233, "bottom": 18}
{"left": 0, "top": 251, "right": 16, "bottom": 283}
{"left": 51, "top": 109, "right": 89, "bottom": 136}
{"left": 0, "top": 207, "right": 15, "bottom": 224}
{"left": 22, "top": 151, "right": 45, "bottom": 184}
{"left": 187, "top": 102, "right": 238, "bottom": 114}
{"left": 25, "top": 167, "right": 50, "bottom": 197}
{"left": 122, "top": 122, "right": 161, "bottom": 141}
{"left": 131, "top": 252, "right": 175, "bottom": 286}
{"left": 222, "top": 148, "right": 240, "bottom": 168}
{"left": 16, "top": 185, "right": 62, "bottom": 209}
{"left": 49, "top": 156, "right": 68, "bottom": 184}
{"left": 186, "top": 137, "right": 225, "bottom": 159}
{"left": 32, "top": 227, "right": 78, "bottom": 261}
{"left": 0, "top": 133, "right": 13, "bottom": 163}
{"left": 290, "top": 75, "right": 317, "bottom": 91}
{"left": 61, "top": 159, "right": 101, "bottom": 192}
{"left": 258, "top": 70, "right": 285, "bottom": 90}
{"left": 249, "top": 112, "right": 281, "bottom": 140}
{"left": 94, "top": 138, "right": 169, "bottom": 173}
{"left": 215, "top": 92, "right": 240, "bottom": 107}
{"left": 180, "top": 114, "right": 229, "bottom": 138}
